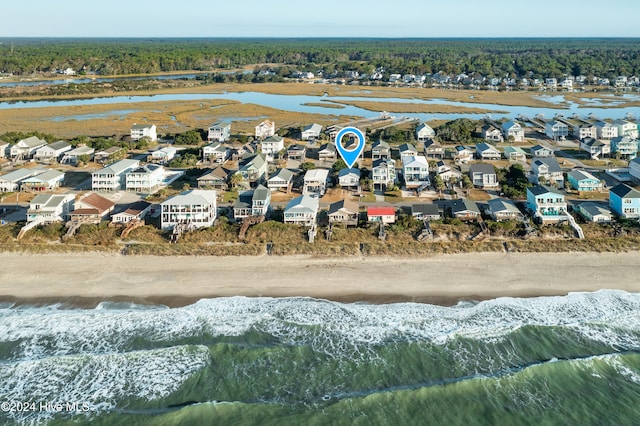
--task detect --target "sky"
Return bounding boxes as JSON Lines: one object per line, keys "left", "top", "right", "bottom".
{"left": 2, "top": 0, "right": 640, "bottom": 38}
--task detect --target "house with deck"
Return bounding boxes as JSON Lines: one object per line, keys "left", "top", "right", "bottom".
{"left": 0, "top": 168, "right": 41, "bottom": 192}
{"left": 530, "top": 157, "right": 564, "bottom": 187}
{"left": 372, "top": 158, "right": 396, "bottom": 190}
{"left": 476, "top": 142, "right": 501, "bottom": 161}
{"left": 202, "top": 142, "right": 230, "bottom": 164}
{"left": 61, "top": 145, "right": 95, "bottom": 165}
{"left": 610, "top": 136, "right": 638, "bottom": 160}
{"left": 487, "top": 198, "right": 523, "bottom": 221}
{"left": 411, "top": 204, "right": 441, "bottom": 221}
{"left": 287, "top": 144, "right": 306, "bottom": 161}
{"left": 574, "top": 123, "right": 598, "bottom": 140}
{"left": 501, "top": 121, "right": 525, "bottom": 142}
{"left": 530, "top": 145, "right": 554, "bottom": 158}
{"left": 197, "top": 167, "right": 232, "bottom": 190}
{"left": 9, "top": 136, "right": 47, "bottom": 160}
{"left": 435, "top": 160, "right": 461, "bottom": 182}
{"left": 318, "top": 143, "right": 337, "bottom": 162}
{"left": 612, "top": 119, "right": 638, "bottom": 139}
{"left": 94, "top": 146, "right": 124, "bottom": 164}
{"left": 125, "top": 164, "right": 165, "bottom": 193}
{"left": 469, "top": 164, "right": 498, "bottom": 188}
{"left": 338, "top": 168, "right": 360, "bottom": 191}
{"left": 402, "top": 155, "right": 430, "bottom": 189}
{"left": 283, "top": 195, "right": 319, "bottom": 226}
{"left": 481, "top": 125, "right": 503, "bottom": 142}
{"left": 416, "top": 123, "right": 436, "bottom": 142}
{"left": 303, "top": 169, "right": 329, "bottom": 196}
{"left": 301, "top": 123, "right": 322, "bottom": 140}
{"left": 372, "top": 140, "right": 391, "bottom": 161}
{"left": 595, "top": 121, "right": 618, "bottom": 140}
{"left": 255, "top": 120, "right": 275, "bottom": 139}
{"left": 238, "top": 153, "right": 268, "bottom": 187}
{"left": 20, "top": 169, "right": 65, "bottom": 192}
{"left": 149, "top": 147, "right": 177, "bottom": 165}
{"left": 26, "top": 193, "right": 75, "bottom": 224}
{"left": 112, "top": 200, "right": 152, "bottom": 224}
{"left": 233, "top": 185, "right": 271, "bottom": 220}
{"left": 33, "top": 141, "right": 72, "bottom": 162}
{"left": 503, "top": 146, "right": 526, "bottom": 161}
{"left": 545, "top": 121, "right": 569, "bottom": 141}
{"left": 207, "top": 122, "right": 231, "bottom": 142}
{"left": 267, "top": 168, "right": 295, "bottom": 192}
{"left": 261, "top": 135, "right": 284, "bottom": 162}
{"left": 453, "top": 146, "right": 473, "bottom": 164}
{"left": 130, "top": 124, "right": 157, "bottom": 141}
{"left": 398, "top": 143, "right": 418, "bottom": 163}
{"left": 423, "top": 139, "right": 444, "bottom": 159}
{"left": 567, "top": 170, "right": 603, "bottom": 192}
{"left": 0, "top": 140, "right": 9, "bottom": 158}
{"left": 609, "top": 183, "right": 640, "bottom": 219}
{"left": 526, "top": 185, "right": 567, "bottom": 223}
{"left": 575, "top": 202, "right": 612, "bottom": 223}
{"left": 160, "top": 189, "right": 217, "bottom": 231}
{"left": 92, "top": 159, "right": 140, "bottom": 191}
{"left": 367, "top": 206, "right": 396, "bottom": 224}
{"left": 69, "top": 192, "right": 115, "bottom": 223}
{"left": 328, "top": 199, "right": 359, "bottom": 226}
{"left": 580, "top": 138, "right": 610, "bottom": 160}
{"left": 450, "top": 199, "right": 481, "bottom": 221}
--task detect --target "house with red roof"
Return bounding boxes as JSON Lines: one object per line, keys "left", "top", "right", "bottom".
{"left": 367, "top": 206, "right": 396, "bottom": 224}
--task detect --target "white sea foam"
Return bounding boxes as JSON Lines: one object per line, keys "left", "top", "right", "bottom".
{"left": 0, "top": 290, "right": 639, "bottom": 361}
{"left": 0, "top": 345, "right": 209, "bottom": 424}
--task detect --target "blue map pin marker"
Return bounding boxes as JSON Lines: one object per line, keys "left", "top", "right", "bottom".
{"left": 334, "top": 127, "right": 365, "bottom": 169}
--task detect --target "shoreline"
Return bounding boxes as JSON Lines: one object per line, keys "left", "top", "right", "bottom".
{"left": 0, "top": 251, "right": 638, "bottom": 308}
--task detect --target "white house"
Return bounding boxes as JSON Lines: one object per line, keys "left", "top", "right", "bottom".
{"left": 160, "top": 189, "right": 217, "bottom": 231}
{"left": 20, "top": 169, "right": 65, "bottom": 191}
{"left": 367, "top": 206, "right": 396, "bottom": 224}
{"left": 267, "top": 168, "right": 295, "bottom": 192}
{"left": 318, "top": 143, "right": 337, "bottom": 162}
{"left": 9, "top": 136, "right": 47, "bottom": 160}
{"left": 501, "top": 121, "right": 525, "bottom": 142}
{"left": 208, "top": 122, "right": 231, "bottom": 142}
{"left": 416, "top": 123, "right": 436, "bottom": 142}
{"left": 530, "top": 145, "right": 554, "bottom": 158}
{"left": 580, "top": 138, "right": 610, "bottom": 160}
{"left": 338, "top": 168, "right": 361, "bottom": 191}
{"left": 233, "top": 185, "right": 271, "bottom": 220}
{"left": 255, "top": 120, "right": 275, "bottom": 139}
{"left": 303, "top": 169, "right": 329, "bottom": 196}
{"left": 0, "top": 140, "right": 9, "bottom": 158}
{"left": 398, "top": 143, "right": 418, "bottom": 163}
{"left": 575, "top": 202, "right": 613, "bottom": 223}
{"left": 594, "top": 121, "right": 618, "bottom": 139}
{"left": 202, "top": 142, "right": 229, "bottom": 164}
{"left": 453, "top": 146, "right": 474, "bottom": 164}
{"left": 402, "top": 155, "right": 430, "bottom": 189}
{"left": 469, "top": 164, "right": 498, "bottom": 188}
{"left": 612, "top": 119, "right": 638, "bottom": 139}
{"left": 150, "top": 147, "right": 177, "bottom": 164}
{"left": 260, "top": 135, "right": 284, "bottom": 161}
{"left": 545, "top": 121, "right": 569, "bottom": 141}
{"left": 125, "top": 164, "right": 165, "bottom": 193}
{"left": 435, "top": 160, "right": 462, "bottom": 182}
{"left": 61, "top": 145, "right": 95, "bottom": 165}
{"left": 301, "top": 123, "right": 322, "bottom": 140}
{"left": 283, "top": 195, "right": 319, "bottom": 226}
{"left": 487, "top": 198, "right": 523, "bottom": 221}
{"left": 92, "top": 159, "right": 140, "bottom": 191}
{"left": 371, "top": 140, "right": 391, "bottom": 161}
{"left": 0, "top": 168, "right": 41, "bottom": 192}
{"left": 112, "top": 201, "right": 152, "bottom": 224}
{"left": 130, "top": 124, "right": 157, "bottom": 142}
{"left": 476, "top": 142, "right": 501, "bottom": 161}
{"left": 26, "top": 193, "right": 75, "bottom": 224}
{"left": 481, "top": 125, "right": 503, "bottom": 142}
{"left": 530, "top": 157, "right": 564, "bottom": 187}
{"left": 574, "top": 123, "right": 598, "bottom": 140}
{"left": 33, "top": 141, "right": 72, "bottom": 162}
{"left": 372, "top": 158, "right": 396, "bottom": 191}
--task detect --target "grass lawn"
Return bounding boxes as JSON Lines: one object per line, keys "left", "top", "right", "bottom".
{"left": 222, "top": 190, "right": 239, "bottom": 203}
{"left": 384, "top": 190, "right": 405, "bottom": 203}
{"left": 359, "top": 192, "right": 377, "bottom": 203}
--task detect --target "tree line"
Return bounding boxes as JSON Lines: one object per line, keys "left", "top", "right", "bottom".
{"left": 1, "top": 38, "right": 639, "bottom": 80}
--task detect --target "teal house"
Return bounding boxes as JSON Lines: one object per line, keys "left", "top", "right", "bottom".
{"left": 567, "top": 170, "right": 603, "bottom": 192}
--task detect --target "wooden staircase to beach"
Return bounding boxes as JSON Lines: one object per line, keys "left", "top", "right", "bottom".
{"left": 238, "top": 215, "right": 265, "bottom": 241}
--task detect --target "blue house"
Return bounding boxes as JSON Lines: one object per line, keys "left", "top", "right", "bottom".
{"left": 526, "top": 185, "right": 567, "bottom": 222}
{"left": 567, "top": 170, "right": 603, "bottom": 192}
{"left": 609, "top": 183, "right": 640, "bottom": 219}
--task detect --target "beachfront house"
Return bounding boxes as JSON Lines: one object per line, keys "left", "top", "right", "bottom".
{"left": 423, "top": 139, "right": 444, "bottom": 159}
{"left": 26, "top": 193, "right": 75, "bottom": 224}
{"left": 202, "top": 142, "right": 230, "bottom": 164}
{"left": 567, "top": 170, "right": 603, "bottom": 192}
{"left": 501, "top": 120, "right": 525, "bottom": 142}
{"left": 580, "top": 138, "right": 610, "bottom": 160}
{"left": 301, "top": 123, "right": 322, "bottom": 141}
{"left": 149, "top": 147, "right": 177, "bottom": 165}
{"left": 20, "top": 169, "right": 65, "bottom": 192}
{"left": 283, "top": 195, "right": 319, "bottom": 226}
{"left": 197, "top": 167, "right": 232, "bottom": 190}
{"left": 609, "top": 183, "right": 640, "bottom": 219}
{"left": 208, "top": 122, "right": 231, "bottom": 142}
{"left": 338, "top": 168, "right": 361, "bottom": 191}
{"left": 475, "top": 142, "right": 501, "bottom": 161}
{"left": 411, "top": 203, "right": 441, "bottom": 221}
{"left": 91, "top": 159, "right": 140, "bottom": 191}
{"left": 69, "top": 192, "right": 115, "bottom": 224}
{"left": 526, "top": 185, "right": 567, "bottom": 223}
{"left": 160, "top": 189, "right": 217, "bottom": 231}
{"left": 610, "top": 136, "right": 638, "bottom": 160}
{"left": 367, "top": 206, "right": 396, "bottom": 224}
{"left": 0, "top": 168, "right": 42, "bottom": 192}
{"left": 61, "top": 145, "right": 95, "bottom": 165}
{"left": 503, "top": 146, "right": 527, "bottom": 161}
{"left": 125, "top": 164, "right": 165, "bottom": 194}
{"left": 416, "top": 123, "right": 436, "bottom": 142}
{"left": 530, "top": 157, "right": 564, "bottom": 187}
{"left": 469, "top": 164, "right": 498, "bottom": 189}
{"left": 303, "top": 169, "right": 329, "bottom": 196}
{"left": 487, "top": 198, "right": 523, "bottom": 221}
{"left": 450, "top": 199, "right": 481, "bottom": 221}
{"left": 575, "top": 202, "right": 613, "bottom": 223}
{"left": 33, "top": 140, "right": 72, "bottom": 162}
{"left": 238, "top": 153, "right": 268, "bottom": 187}
{"left": 267, "top": 168, "right": 294, "bottom": 192}
{"left": 9, "top": 136, "right": 47, "bottom": 160}
{"left": 233, "top": 185, "right": 271, "bottom": 220}
{"left": 402, "top": 155, "right": 430, "bottom": 189}
{"left": 318, "top": 143, "right": 337, "bottom": 162}
{"left": 327, "top": 199, "right": 359, "bottom": 227}
{"left": 112, "top": 200, "right": 152, "bottom": 224}
{"left": 481, "top": 125, "right": 503, "bottom": 142}
{"left": 255, "top": 120, "right": 275, "bottom": 139}
{"left": 130, "top": 124, "right": 157, "bottom": 141}
{"left": 260, "top": 135, "right": 284, "bottom": 162}
{"left": 545, "top": 121, "right": 569, "bottom": 141}
{"left": 372, "top": 158, "right": 396, "bottom": 191}
{"left": 595, "top": 121, "right": 618, "bottom": 139}
{"left": 372, "top": 140, "right": 391, "bottom": 161}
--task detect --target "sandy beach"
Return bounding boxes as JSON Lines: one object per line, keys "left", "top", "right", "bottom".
{"left": 0, "top": 251, "right": 638, "bottom": 306}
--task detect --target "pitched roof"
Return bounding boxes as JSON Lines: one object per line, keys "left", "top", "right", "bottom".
{"left": 528, "top": 185, "right": 563, "bottom": 197}
{"left": 318, "top": 143, "right": 336, "bottom": 153}
{"left": 119, "top": 200, "right": 152, "bottom": 216}
{"left": 239, "top": 153, "right": 266, "bottom": 170}
{"left": 0, "top": 168, "right": 39, "bottom": 183}
{"left": 411, "top": 203, "right": 440, "bottom": 216}
{"left": 578, "top": 202, "right": 612, "bottom": 217}
{"left": 338, "top": 168, "right": 360, "bottom": 179}
{"left": 285, "top": 195, "right": 319, "bottom": 212}
{"left": 501, "top": 120, "right": 522, "bottom": 131}
{"left": 253, "top": 184, "right": 270, "bottom": 202}
{"left": 567, "top": 169, "right": 599, "bottom": 182}
{"left": 303, "top": 123, "right": 322, "bottom": 133}
{"left": 94, "top": 159, "right": 138, "bottom": 175}
{"left": 44, "top": 140, "right": 71, "bottom": 151}
{"left": 469, "top": 164, "right": 496, "bottom": 175}
{"left": 373, "top": 158, "right": 395, "bottom": 168}
{"left": 131, "top": 123, "right": 155, "bottom": 130}
{"left": 450, "top": 199, "right": 481, "bottom": 215}
{"left": 368, "top": 206, "right": 395, "bottom": 216}
{"left": 533, "top": 157, "right": 562, "bottom": 173}
{"left": 17, "top": 136, "right": 47, "bottom": 148}
{"left": 161, "top": 189, "right": 217, "bottom": 206}
{"left": 262, "top": 135, "right": 283, "bottom": 143}
{"left": 79, "top": 193, "right": 115, "bottom": 213}
{"left": 372, "top": 140, "right": 390, "bottom": 150}
{"left": 476, "top": 142, "right": 499, "bottom": 152}
{"left": 398, "top": 143, "right": 417, "bottom": 153}
{"left": 610, "top": 183, "right": 640, "bottom": 199}
{"left": 304, "top": 169, "right": 329, "bottom": 181}
{"left": 269, "top": 168, "right": 295, "bottom": 182}
{"left": 328, "top": 199, "right": 359, "bottom": 215}
{"left": 488, "top": 198, "right": 521, "bottom": 214}
{"left": 198, "top": 166, "right": 233, "bottom": 181}
{"left": 24, "top": 169, "right": 64, "bottom": 182}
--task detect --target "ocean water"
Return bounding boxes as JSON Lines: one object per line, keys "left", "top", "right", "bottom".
{"left": 1, "top": 291, "right": 639, "bottom": 425}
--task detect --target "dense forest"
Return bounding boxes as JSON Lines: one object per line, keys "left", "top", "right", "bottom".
{"left": 1, "top": 38, "right": 639, "bottom": 80}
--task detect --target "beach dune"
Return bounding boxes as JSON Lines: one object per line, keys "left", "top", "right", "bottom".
{"left": 0, "top": 252, "right": 637, "bottom": 306}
